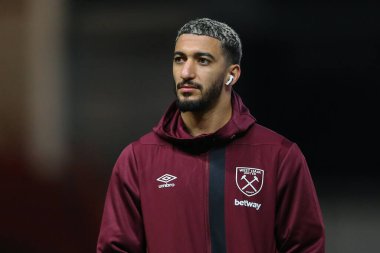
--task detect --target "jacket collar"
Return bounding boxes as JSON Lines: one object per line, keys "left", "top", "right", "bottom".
{"left": 153, "top": 91, "right": 256, "bottom": 152}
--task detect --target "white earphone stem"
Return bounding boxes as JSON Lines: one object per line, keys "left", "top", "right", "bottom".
{"left": 226, "top": 75, "right": 234, "bottom": 85}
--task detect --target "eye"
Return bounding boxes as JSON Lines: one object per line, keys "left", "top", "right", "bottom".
{"left": 198, "top": 58, "right": 211, "bottom": 65}
{"left": 173, "top": 56, "right": 185, "bottom": 64}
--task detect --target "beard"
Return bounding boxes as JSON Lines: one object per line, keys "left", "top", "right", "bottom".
{"left": 174, "top": 79, "right": 224, "bottom": 112}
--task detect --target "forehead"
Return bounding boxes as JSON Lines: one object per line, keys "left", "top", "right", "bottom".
{"left": 175, "top": 34, "right": 223, "bottom": 56}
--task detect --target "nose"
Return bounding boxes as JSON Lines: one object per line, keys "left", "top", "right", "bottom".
{"left": 180, "top": 60, "right": 196, "bottom": 80}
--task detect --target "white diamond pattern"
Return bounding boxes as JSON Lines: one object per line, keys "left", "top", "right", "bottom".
{"left": 157, "top": 174, "right": 177, "bottom": 183}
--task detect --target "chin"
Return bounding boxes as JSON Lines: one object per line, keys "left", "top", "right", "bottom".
{"left": 179, "top": 93, "right": 200, "bottom": 100}
{"left": 178, "top": 99, "right": 195, "bottom": 107}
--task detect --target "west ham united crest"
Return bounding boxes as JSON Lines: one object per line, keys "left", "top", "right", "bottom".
{"left": 236, "top": 167, "right": 264, "bottom": 197}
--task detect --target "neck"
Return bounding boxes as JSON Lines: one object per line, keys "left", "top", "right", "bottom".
{"left": 181, "top": 94, "right": 232, "bottom": 137}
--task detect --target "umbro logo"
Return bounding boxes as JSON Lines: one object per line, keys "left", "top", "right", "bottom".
{"left": 157, "top": 174, "right": 177, "bottom": 189}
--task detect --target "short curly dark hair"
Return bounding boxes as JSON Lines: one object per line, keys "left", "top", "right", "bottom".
{"left": 176, "top": 18, "right": 242, "bottom": 65}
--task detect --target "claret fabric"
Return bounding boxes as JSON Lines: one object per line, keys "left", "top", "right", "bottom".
{"left": 97, "top": 92, "right": 325, "bottom": 253}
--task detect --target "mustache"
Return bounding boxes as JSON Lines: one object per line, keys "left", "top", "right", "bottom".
{"left": 176, "top": 80, "right": 202, "bottom": 90}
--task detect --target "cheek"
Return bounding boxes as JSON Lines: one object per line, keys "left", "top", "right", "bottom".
{"left": 201, "top": 69, "right": 224, "bottom": 84}
{"left": 172, "top": 66, "right": 181, "bottom": 81}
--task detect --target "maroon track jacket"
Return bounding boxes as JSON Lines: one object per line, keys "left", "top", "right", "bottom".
{"left": 97, "top": 92, "right": 325, "bottom": 253}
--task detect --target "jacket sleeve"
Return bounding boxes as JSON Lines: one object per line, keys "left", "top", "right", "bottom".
{"left": 275, "top": 143, "right": 325, "bottom": 253}
{"left": 97, "top": 144, "right": 146, "bottom": 253}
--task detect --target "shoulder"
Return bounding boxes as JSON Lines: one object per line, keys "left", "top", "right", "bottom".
{"left": 235, "top": 123, "right": 294, "bottom": 149}
{"left": 235, "top": 124, "right": 309, "bottom": 177}
{"left": 113, "top": 131, "right": 168, "bottom": 168}
{"left": 136, "top": 131, "right": 168, "bottom": 146}
{"left": 117, "top": 130, "right": 168, "bottom": 158}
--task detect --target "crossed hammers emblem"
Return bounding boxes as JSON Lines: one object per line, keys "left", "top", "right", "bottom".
{"left": 241, "top": 174, "right": 259, "bottom": 192}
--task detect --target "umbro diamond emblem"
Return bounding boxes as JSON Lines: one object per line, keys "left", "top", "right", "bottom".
{"left": 157, "top": 174, "right": 177, "bottom": 189}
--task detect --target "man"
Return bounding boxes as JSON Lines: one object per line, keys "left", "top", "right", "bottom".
{"left": 97, "top": 18, "right": 325, "bottom": 253}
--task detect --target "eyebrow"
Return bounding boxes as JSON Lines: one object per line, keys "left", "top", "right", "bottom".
{"left": 174, "top": 51, "right": 216, "bottom": 61}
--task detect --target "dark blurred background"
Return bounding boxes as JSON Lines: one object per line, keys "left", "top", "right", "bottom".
{"left": 1, "top": 0, "right": 379, "bottom": 252}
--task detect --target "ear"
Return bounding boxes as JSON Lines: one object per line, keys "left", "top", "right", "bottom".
{"left": 225, "top": 64, "right": 241, "bottom": 86}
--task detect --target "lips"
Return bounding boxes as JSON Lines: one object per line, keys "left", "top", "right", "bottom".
{"left": 177, "top": 81, "right": 202, "bottom": 91}
{"left": 179, "top": 86, "right": 198, "bottom": 93}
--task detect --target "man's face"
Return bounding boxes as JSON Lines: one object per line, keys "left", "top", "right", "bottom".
{"left": 173, "top": 34, "right": 229, "bottom": 112}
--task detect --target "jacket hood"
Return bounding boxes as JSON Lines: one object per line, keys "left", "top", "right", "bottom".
{"left": 153, "top": 91, "right": 256, "bottom": 151}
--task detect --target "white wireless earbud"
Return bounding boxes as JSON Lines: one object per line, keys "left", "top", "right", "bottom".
{"left": 226, "top": 75, "right": 234, "bottom": 85}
